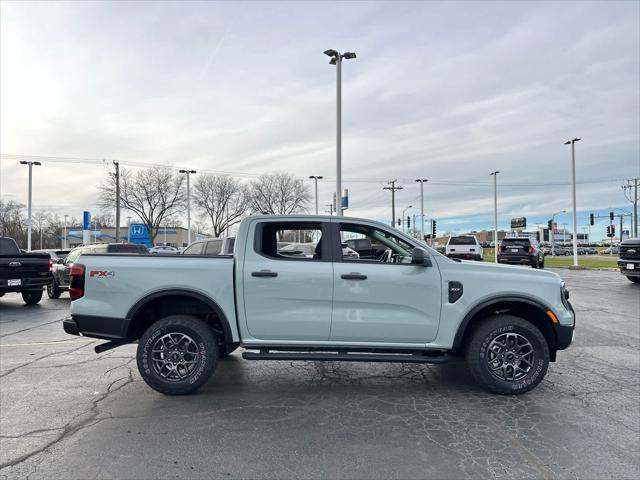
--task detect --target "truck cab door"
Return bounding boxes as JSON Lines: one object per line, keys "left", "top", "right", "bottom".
{"left": 241, "top": 220, "right": 333, "bottom": 342}
{"left": 330, "top": 220, "right": 442, "bottom": 345}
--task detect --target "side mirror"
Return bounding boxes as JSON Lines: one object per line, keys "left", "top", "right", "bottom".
{"left": 411, "top": 247, "right": 432, "bottom": 267}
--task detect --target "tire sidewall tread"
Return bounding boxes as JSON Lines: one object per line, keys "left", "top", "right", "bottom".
{"left": 137, "top": 315, "right": 218, "bottom": 395}
{"left": 466, "top": 315, "right": 549, "bottom": 395}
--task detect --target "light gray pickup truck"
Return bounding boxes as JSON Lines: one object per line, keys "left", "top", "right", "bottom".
{"left": 63, "top": 215, "right": 575, "bottom": 395}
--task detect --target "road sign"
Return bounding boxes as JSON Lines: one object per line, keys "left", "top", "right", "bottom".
{"left": 511, "top": 217, "right": 526, "bottom": 229}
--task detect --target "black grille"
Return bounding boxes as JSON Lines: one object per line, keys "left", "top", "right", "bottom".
{"left": 620, "top": 246, "right": 640, "bottom": 260}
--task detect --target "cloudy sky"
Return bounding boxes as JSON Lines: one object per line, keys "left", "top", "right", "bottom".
{"left": 1, "top": 0, "right": 639, "bottom": 239}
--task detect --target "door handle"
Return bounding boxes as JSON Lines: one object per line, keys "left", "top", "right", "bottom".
{"left": 251, "top": 270, "right": 278, "bottom": 278}
{"left": 341, "top": 273, "right": 367, "bottom": 280}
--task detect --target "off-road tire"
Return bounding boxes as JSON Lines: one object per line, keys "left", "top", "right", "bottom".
{"left": 466, "top": 315, "right": 549, "bottom": 395}
{"left": 532, "top": 258, "right": 539, "bottom": 269}
{"left": 219, "top": 343, "right": 239, "bottom": 358}
{"left": 22, "top": 289, "right": 43, "bottom": 305}
{"left": 47, "top": 281, "right": 62, "bottom": 299}
{"left": 627, "top": 276, "right": 640, "bottom": 284}
{"left": 539, "top": 258, "right": 545, "bottom": 269}
{"left": 137, "top": 315, "right": 218, "bottom": 395}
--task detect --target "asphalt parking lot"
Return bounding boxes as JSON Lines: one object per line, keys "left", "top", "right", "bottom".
{"left": 1, "top": 269, "right": 639, "bottom": 479}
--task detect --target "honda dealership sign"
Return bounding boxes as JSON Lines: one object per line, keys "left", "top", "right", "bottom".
{"left": 510, "top": 217, "right": 527, "bottom": 230}
{"left": 129, "top": 223, "right": 151, "bottom": 247}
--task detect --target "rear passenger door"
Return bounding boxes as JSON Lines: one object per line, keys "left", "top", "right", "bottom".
{"left": 241, "top": 220, "right": 333, "bottom": 341}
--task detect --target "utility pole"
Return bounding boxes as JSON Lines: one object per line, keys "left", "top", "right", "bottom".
{"left": 324, "top": 49, "right": 356, "bottom": 217}
{"left": 383, "top": 180, "right": 403, "bottom": 227}
{"left": 490, "top": 171, "right": 499, "bottom": 262}
{"left": 179, "top": 169, "right": 196, "bottom": 244}
{"left": 309, "top": 176, "right": 323, "bottom": 215}
{"left": 113, "top": 161, "right": 120, "bottom": 242}
{"left": 19, "top": 160, "right": 41, "bottom": 251}
{"left": 622, "top": 178, "right": 639, "bottom": 237}
{"left": 564, "top": 138, "right": 580, "bottom": 267}
{"left": 415, "top": 179, "right": 428, "bottom": 242}
{"left": 325, "top": 203, "right": 334, "bottom": 216}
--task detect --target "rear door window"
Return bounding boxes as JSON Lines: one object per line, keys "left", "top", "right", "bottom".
{"left": 205, "top": 240, "right": 223, "bottom": 255}
{"left": 183, "top": 242, "right": 204, "bottom": 255}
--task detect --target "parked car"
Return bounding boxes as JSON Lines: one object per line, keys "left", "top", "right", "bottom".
{"left": 445, "top": 235, "right": 483, "bottom": 261}
{"left": 149, "top": 245, "right": 179, "bottom": 254}
{"left": 33, "top": 249, "right": 72, "bottom": 262}
{"left": 498, "top": 237, "right": 544, "bottom": 268}
{"left": 551, "top": 246, "right": 571, "bottom": 256}
{"left": 344, "top": 238, "right": 387, "bottom": 259}
{"left": 618, "top": 238, "right": 640, "bottom": 283}
{"left": 601, "top": 246, "right": 620, "bottom": 255}
{"left": 277, "top": 242, "right": 359, "bottom": 260}
{"left": 0, "top": 237, "right": 52, "bottom": 304}
{"left": 584, "top": 247, "right": 598, "bottom": 255}
{"left": 49, "top": 243, "right": 147, "bottom": 298}
{"left": 64, "top": 215, "right": 574, "bottom": 396}
{"left": 182, "top": 238, "right": 235, "bottom": 256}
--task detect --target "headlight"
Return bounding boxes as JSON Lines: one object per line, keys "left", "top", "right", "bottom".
{"left": 560, "top": 281, "right": 571, "bottom": 308}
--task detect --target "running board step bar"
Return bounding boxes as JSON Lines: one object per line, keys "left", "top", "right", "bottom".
{"left": 242, "top": 350, "right": 450, "bottom": 364}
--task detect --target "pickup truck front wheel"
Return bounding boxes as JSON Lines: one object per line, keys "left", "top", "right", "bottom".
{"left": 466, "top": 315, "right": 549, "bottom": 395}
{"left": 137, "top": 315, "right": 219, "bottom": 395}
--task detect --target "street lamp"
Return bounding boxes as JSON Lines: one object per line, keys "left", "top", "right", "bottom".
{"left": 402, "top": 205, "right": 413, "bottom": 233}
{"left": 564, "top": 138, "right": 581, "bottom": 267}
{"left": 19, "top": 160, "right": 41, "bottom": 251}
{"left": 309, "top": 176, "right": 324, "bottom": 215}
{"left": 179, "top": 169, "right": 197, "bottom": 244}
{"left": 324, "top": 48, "right": 356, "bottom": 217}
{"left": 550, "top": 210, "right": 566, "bottom": 256}
{"left": 415, "top": 179, "right": 428, "bottom": 242}
{"left": 63, "top": 214, "right": 69, "bottom": 249}
{"left": 490, "top": 171, "right": 500, "bottom": 262}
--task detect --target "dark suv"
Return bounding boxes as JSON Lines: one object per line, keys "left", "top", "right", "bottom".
{"left": 498, "top": 237, "right": 544, "bottom": 269}
{"left": 618, "top": 238, "right": 640, "bottom": 283}
{"left": 49, "top": 243, "right": 147, "bottom": 298}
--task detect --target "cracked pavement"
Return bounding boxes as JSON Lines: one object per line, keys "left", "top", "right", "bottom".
{"left": 1, "top": 269, "right": 638, "bottom": 479}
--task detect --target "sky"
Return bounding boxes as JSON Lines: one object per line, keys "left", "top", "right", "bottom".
{"left": 1, "top": 0, "right": 639, "bottom": 240}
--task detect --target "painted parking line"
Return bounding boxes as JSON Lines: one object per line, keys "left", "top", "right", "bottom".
{"left": 0, "top": 339, "right": 97, "bottom": 348}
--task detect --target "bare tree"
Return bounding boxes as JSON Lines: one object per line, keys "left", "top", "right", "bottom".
{"left": 193, "top": 174, "right": 249, "bottom": 237}
{"left": 99, "top": 167, "right": 185, "bottom": 245}
{"left": 248, "top": 172, "right": 311, "bottom": 215}
{"left": 0, "top": 200, "right": 27, "bottom": 246}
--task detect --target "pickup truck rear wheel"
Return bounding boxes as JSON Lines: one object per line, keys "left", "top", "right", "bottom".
{"left": 137, "top": 315, "right": 218, "bottom": 395}
{"left": 22, "top": 289, "right": 43, "bottom": 305}
{"left": 465, "top": 315, "right": 549, "bottom": 395}
{"left": 47, "top": 281, "right": 62, "bottom": 299}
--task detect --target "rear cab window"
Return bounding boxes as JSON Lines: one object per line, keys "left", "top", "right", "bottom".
{"left": 449, "top": 236, "right": 477, "bottom": 245}
{"left": 205, "top": 240, "right": 223, "bottom": 255}
{"left": 183, "top": 242, "right": 204, "bottom": 255}
{"left": 0, "top": 238, "right": 20, "bottom": 255}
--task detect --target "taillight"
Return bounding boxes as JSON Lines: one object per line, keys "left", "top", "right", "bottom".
{"left": 69, "top": 264, "right": 85, "bottom": 301}
{"left": 500, "top": 246, "right": 506, "bottom": 252}
{"left": 530, "top": 245, "right": 535, "bottom": 253}
{"left": 48, "top": 258, "right": 53, "bottom": 272}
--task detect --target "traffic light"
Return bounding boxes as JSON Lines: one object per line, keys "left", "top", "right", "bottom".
{"left": 590, "top": 213, "right": 594, "bottom": 226}
{"left": 432, "top": 220, "right": 437, "bottom": 236}
{"left": 397, "top": 218, "right": 401, "bottom": 226}
{"left": 610, "top": 211, "right": 614, "bottom": 221}
{"left": 606, "top": 225, "right": 610, "bottom": 236}
{"left": 407, "top": 216, "right": 411, "bottom": 229}
{"left": 547, "top": 219, "right": 553, "bottom": 230}
{"left": 611, "top": 225, "right": 616, "bottom": 237}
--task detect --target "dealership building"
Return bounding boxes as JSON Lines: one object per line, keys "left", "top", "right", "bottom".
{"left": 59, "top": 224, "right": 210, "bottom": 248}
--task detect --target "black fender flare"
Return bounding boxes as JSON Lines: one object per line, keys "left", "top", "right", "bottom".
{"left": 122, "top": 288, "right": 234, "bottom": 343}
{"left": 452, "top": 294, "right": 558, "bottom": 352}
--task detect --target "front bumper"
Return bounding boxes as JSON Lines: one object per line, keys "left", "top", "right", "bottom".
{"left": 618, "top": 259, "right": 640, "bottom": 277}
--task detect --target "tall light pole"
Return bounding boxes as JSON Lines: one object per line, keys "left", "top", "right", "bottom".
{"left": 127, "top": 216, "right": 132, "bottom": 243}
{"left": 415, "top": 179, "right": 428, "bottom": 242}
{"left": 402, "top": 205, "right": 412, "bottom": 233}
{"left": 113, "top": 160, "right": 120, "bottom": 243}
{"left": 550, "top": 210, "right": 566, "bottom": 256}
{"left": 309, "top": 176, "right": 323, "bottom": 215}
{"left": 490, "top": 171, "right": 499, "bottom": 262}
{"left": 324, "top": 49, "right": 356, "bottom": 217}
{"left": 179, "top": 169, "right": 196, "bottom": 244}
{"left": 19, "top": 161, "right": 41, "bottom": 251}
{"left": 564, "top": 138, "right": 581, "bottom": 267}
{"left": 63, "top": 214, "right": 69, "bottom": 249}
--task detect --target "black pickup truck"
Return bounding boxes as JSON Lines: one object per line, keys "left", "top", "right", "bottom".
{"left": 0, "top": 237, "right": 53, "bottom": 304}
{"left": 618, "top": 238, "right": 640, "bottom": 283}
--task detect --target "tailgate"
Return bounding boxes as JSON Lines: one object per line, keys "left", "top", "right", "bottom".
{"left": 501, "top": 240, "right": 530, "bottom": 255}
{"left": 0, "top": 255, "right": 51, "bottom": 287}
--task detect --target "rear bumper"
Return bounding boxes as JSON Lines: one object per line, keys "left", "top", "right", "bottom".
{"left": 497, "top": 255, "right": 534, "bottom": 264}
{"left": 63, "top": 314, "right": 127, "bottom": 340}
{"left": 618, "top": 260, "right": 640, "bottom": 277}
{"left": 0, "top": 275, "right": 52, "bottom": 293}
{"left": 447, "top": 253, "right": 483, "bottom": 261}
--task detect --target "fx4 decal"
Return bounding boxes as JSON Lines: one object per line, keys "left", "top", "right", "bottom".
{"left": 89, "top": 270, "right": 115, "bottom": 278}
